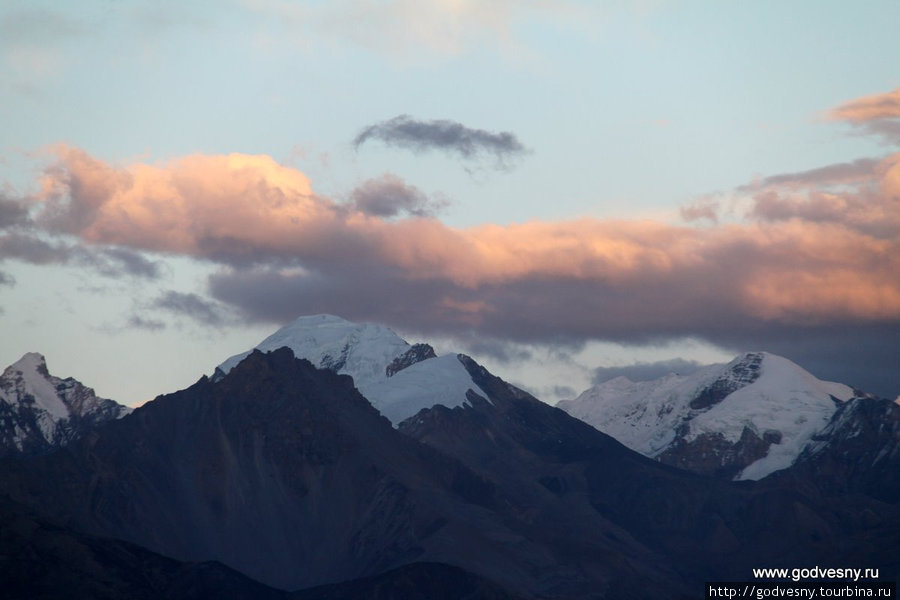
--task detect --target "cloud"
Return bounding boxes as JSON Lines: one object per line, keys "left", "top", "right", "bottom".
{"left": 243, "top": 0, "right": 590, "bottom": 59}
{"left": 88, "top": 247, "right": 163, "bottom": 279}
{"left": 740, "top": 157, "right": 880, "bottom": 189}
{"left": 591, "top": 358, "right": 705, "bottom": 385}
{"left": 828, "top": 87, "right": 900, "bottom": 144}
{"left": 829, "top": 88, "right": 900, "bottom": 123}
{"left": 742, "top": 154, "right": 900, "bottom": 239}
{"left": 151, "top": 291, "right": 229, "bottom": 327}
{"left": 0, "top": 270, "right": 14, "bottom": 287}
{"left": 349, "top": 174, "right": 447, "bottom": 218}
{"left": 354, "top": 115, "right": 528, "bottom": 167}
{"left": 24, "top": 144, "right": 900, "bottom": 397}
{"left": 126, "top": 314, "right": 166, "bottom": 332}
{"left": 680, "top": 196, "right": 720, "bottom": 223}
{"left": 0, "top": 232, "right": 161, "bottom": 280}
{"left": 0, "top": 195, "right": 30, "bottom": 227}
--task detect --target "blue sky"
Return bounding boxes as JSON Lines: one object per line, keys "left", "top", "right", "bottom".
{"left": 2, "top": 0, "right": 899, "bottom": 404}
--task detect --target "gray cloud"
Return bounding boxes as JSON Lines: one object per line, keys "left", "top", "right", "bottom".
{"left": 0, "top": 196, "right": 30, "bottom": 228}
{"left": 0, "top": 270, "right": 14, "bottom": 287}
{"left": 126, "top": 314, "right": 167, "bottom": 331}
{"left": 591, "top": 358, "right": 705, "bottom": 385}
{"left": 738, "top": 157, "right": 880, "bottom": 190}
{"left": 206, "top": 260, "right": 900, "bottom": 400}
{"left": 0, "top": 233, "right": 162, "bottom": 279}
{"left": 354, "top": 115, "right": 528, "bottom": 167}
{"left": 349, "top": 174, "right": 447, "bottom": 218}
{"left": 90, "top": 247, "right": 163, "bottom": 279}
{"left": 152, "top": 291, "right": 229, "bottom": 327}
{"left": 551, "top": 385, "right": 578, "bottom": 401}
{"left": 0, "top": 234, "right": 72, "bottom": 264}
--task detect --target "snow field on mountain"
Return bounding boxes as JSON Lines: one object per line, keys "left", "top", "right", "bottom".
{"left": 216, "top": 314, "right": 488, "bottom": 425}
{"left": 559, "top": 352, "right": 855, "bottom": 480}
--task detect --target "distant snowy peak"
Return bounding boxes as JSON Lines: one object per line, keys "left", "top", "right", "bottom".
{"left": 0, "top": 353, "right": 131, "bottom": 456}
{"left": 215, "top": 314, "right": 486, "bottom": 424}
{"left": 216, "top": 315, "right": 416, "bottom": 386}
{"left": 558, "top": 352, "right": 856, "bottom": 481}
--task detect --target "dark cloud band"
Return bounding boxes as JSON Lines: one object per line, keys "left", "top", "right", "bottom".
{"left": 354, "top": 115, "right": 528, "bottom": 166}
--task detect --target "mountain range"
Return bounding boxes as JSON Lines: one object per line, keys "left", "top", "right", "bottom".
{"left": 1, "top": 315, "right": 898, "bottom": 599}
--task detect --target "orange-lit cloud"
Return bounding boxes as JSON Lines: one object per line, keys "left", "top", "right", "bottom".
{"left": 828, "top": 87, "right": 900, "bottom": 143}
{"left": 29, "top": 144, "right": 900, "bottom": 338}
{"left": 829, "top": 88, "right": 900, "bottom": 122}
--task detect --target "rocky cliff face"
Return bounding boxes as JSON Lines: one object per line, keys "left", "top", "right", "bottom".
{"left": 776, "top": 396, "right": 900, "bottom": 503}
{"left": 0, "top": 353, "right": 130, "bottom": 457}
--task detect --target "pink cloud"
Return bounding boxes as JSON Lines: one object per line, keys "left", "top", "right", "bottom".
{"left": 827, "top": 87, "right": 900, "bottom": 143}
{"left": 829, "top": 88, "right": 900, "bottom": 123}
{"left": 29, "top": 144, "right": 900, "bottom": 335}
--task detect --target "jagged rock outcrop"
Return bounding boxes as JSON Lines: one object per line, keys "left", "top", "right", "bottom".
{"left": 0, "top": 353, "right": 130, "bottom": 457}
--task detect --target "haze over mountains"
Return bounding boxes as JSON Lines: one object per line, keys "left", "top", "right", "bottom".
{"left": 1, "top": 314, "right": 898, "bottom": 599}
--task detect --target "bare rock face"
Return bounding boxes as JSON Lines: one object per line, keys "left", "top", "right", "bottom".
{"left": 656, "top": 425, "right": 782, "bottom": 479}
{"left": 778, "top": 396, "right": 900, "bottom": 503}
{"left": 0, "top": 353, "right": 130, "bottom": 457}
{"left": 385, "top": 344, "right": 436, "bottom": 377}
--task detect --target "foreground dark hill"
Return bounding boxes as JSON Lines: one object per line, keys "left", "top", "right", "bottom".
{"left": 401, "top": 356, "right": 900, "bottom": 585}
{"left": 0, "top": 348, "right": 680, "bottom": 599}
{"left": 0, "top": 495, "right": 284, "bottom": 600}
{"left": 0, "top": 493, "right": 525, "bottom": 600}
{"left": 3, "top": 346, "right": 897, "bottom": 598}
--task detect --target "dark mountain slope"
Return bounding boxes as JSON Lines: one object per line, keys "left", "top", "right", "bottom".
{"left": 0, "top": 348, "right": 680, "bottom": 598}
{"left": 400, "top": 355, "right": 900, "bottom": 587}
{"left": 0, "top": 494, "right": 284, "bottom": 600}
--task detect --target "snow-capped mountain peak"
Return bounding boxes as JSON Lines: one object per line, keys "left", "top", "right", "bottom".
{"left": 5, "top": 352, "right": 70, "bottom": 422}
{"left": 0, "top": 353, "right": 131, "bottom": 455}
{"left": 558, "top": 351, "right": 856, "bottom": 480}
{"left": 215, "top": 314, "right": 486, "bottom": 424}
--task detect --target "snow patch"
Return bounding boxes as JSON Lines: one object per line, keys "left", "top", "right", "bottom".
{"left": 216, "top": 315, "right": 487, "bottom": 425}
{"left": 559, "top": 352, "right": 856, "bottom": 480}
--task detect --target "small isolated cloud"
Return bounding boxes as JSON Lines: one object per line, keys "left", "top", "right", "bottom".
{"left": 354, "top": 115, "right": 528, "bottom": 168}
{"left": 349, "top": 174, "right": 447, "bottom": 218}
{"left": 126, "top": 314, "right": 166, "bottom": 331}
{"left": 0, "top": 270, "right": 15, "bottom": 287}
{"left": 680, "top": 197, "right": 720, "bottom": 223}
{"left": 591, "top": 358, "right": 705, "bottom": 385}
{"left": 828, "top": 87, "right": 900, "bottom": 144}
{"left": 151, "top": 291, "right": 229, "bottom": 327}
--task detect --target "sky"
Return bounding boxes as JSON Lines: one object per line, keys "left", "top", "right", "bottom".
{"left": 1, "top": 0, "right": 898, "bottom": 405}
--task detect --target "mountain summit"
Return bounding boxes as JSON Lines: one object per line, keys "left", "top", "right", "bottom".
{"left": 558, "top": 352, "right": 857, "bottom": 480}
{"left": 215, "top": 314, "right": 487, "bottom": 424}
{"left": 0, "top": 352, "right": 131, "bottom": 456}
